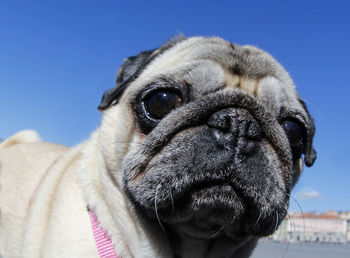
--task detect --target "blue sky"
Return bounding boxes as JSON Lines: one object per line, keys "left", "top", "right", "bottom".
{"left": 1, "top": 0, "right": 349, "bottom": 212}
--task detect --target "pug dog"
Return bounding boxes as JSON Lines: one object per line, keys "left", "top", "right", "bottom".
{"left": 0, "top": 36, "right": 316, "bottom": 258}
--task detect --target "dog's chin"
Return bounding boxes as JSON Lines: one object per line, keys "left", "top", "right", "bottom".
{"left": 142, "top": 183, "right": 286, "bottom": 240}
{"left": 167, "top": 184, "right": 247, "bottom": 239}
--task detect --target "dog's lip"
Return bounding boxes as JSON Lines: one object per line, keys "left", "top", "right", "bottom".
{"left": 166, "top": 182, "right": 248, "bottom": 239}
{"left": 189, "top": 180, "right": 231, "bottom": 193}
{"left": 181, "top": 180, "right": 246, "bottom": 203}
{"left": 146, "top": 179, "right": 286, "bottom": 237}
{"left": 171, "top": 181, "right": 247, "bottom": 217}
{"left": 172, "top": 180, "right": 238, "bottom": 204}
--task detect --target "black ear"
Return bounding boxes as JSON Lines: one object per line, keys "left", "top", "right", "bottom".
{"left": 98, "top": 50, "right": 156, "bottom": 110}
{"left": 304, "top": 121, "right": 317, "bottom": 167}
{"left": 299, "top": 99, "right": 317, "bottom": 167}
{"left": 98, "top": 34, "right": 187, "bottom": 111}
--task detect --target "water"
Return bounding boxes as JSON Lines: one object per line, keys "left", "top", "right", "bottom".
{"left": 250, "top": 239, "right": 350, "bottom": 258}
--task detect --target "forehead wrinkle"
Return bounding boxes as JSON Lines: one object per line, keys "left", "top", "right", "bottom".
{"left": 182, "top": 56, "right": 266, "bottom": 98}
{"left": 182, "top": 59, "right": 226, "bottom": 97}
{"left": 224, "top": 70, "right": 260, "bottom": 97}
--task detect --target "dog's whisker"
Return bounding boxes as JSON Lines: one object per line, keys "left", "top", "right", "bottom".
{"left": 276, "top": 207, "right": 286, "bottom": 240}
{"left": 290, "top": 197, "right": 305, "bottom": 229}
{"left": 274, "top": 210, "right": 279, "bottom": 233}
{"left": 267, "top": 211, "right": 275, "bottom": 234}
{"left": 290, "top": 195, "right": 306, "bottom": 251}
{"left": 169, "top": 188, "right": 175, "bottom": 213}
{"left": 210, "top": 226, "right": 224, "bottom": 239}
{"left": 254, "top": 211, "right": 263, "bottom": 228}
{"left": 281, "top": 211, "right": 294, "bottom": 258}
{"left": 281, "top": 235, "right": 290, "bottom": 258}
{"left": 155, "top": 184, "right": 166, "bottom": 232}
{"left": 230, "top": 214, "right": 236, "bottom": 224}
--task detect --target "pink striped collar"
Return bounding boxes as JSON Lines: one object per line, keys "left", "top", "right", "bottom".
{"left": 89, "top": 209, "right": 119, "bottom": 258}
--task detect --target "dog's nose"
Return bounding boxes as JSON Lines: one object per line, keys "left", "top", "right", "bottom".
{"left": 207, "top": 108, "right": 262, "bottom": 153}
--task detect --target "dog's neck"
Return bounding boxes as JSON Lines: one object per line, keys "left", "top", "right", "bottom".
{"left": 79, "top": 134, "right": 172, "bottom": 257}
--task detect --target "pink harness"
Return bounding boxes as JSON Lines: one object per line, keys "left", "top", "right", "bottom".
{"left": 89, "top": 209, "right": 119, "bottom": 258}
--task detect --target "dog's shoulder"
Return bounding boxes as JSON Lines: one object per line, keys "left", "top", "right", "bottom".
{"left": 0, "top": 130, "right": 70, "bottom": 210}
{"left": 0, "top": 129, "right": 42, "bottom": 148}
{"left": 0, "top": 130, "right": 69, "bottom": 177}
{"left": 0, "top": 131, "right": 72, "bottom": 257}
{"left": 0, "top": 130, "right": 70, "bottom": 200}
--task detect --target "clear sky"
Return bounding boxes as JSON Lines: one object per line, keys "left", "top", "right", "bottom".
{"left": 1, "top": 0, "right": 349, "bottom": 212}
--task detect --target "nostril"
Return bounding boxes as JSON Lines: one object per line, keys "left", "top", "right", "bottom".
{"left": 247, "top": 120, "right": 262, "bottom": 140}
{"left": 207, "top": 108, "right": 262, "bottom": 140}
{"left": 207, "top": 112, "right": 231, "bottom": 132}
{"left": 207, "top": 108, "right": 262, "bottom": 153}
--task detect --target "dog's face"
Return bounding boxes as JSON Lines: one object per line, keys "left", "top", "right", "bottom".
{"left": 98, "top": 37, "right": 316, "bottom": 243}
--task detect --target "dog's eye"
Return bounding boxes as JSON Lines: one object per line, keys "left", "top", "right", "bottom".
{"left": 144, "top": 91, "right": 182, "bottom": 120}
{"left": 282, "top": 120, "right": 303, "bottom": 148}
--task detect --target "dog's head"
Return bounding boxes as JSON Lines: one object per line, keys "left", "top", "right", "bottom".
{"left": 98, "top": 36, "right": 316, "bottom": 246}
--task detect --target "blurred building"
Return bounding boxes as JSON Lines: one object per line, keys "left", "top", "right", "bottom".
{"left": 272, "top": 211, "right": 350, "bottom": 244}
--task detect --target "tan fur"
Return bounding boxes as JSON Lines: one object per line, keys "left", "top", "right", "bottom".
{"left": 224, "top": 71, "right": 259, "bottom": 96}
{"left": 224, "top": 72, "right": 240, "bottom": 90}
{"left": 0, "top": 133, "right": 98, "bottom": 257}
{"left": 0, "top": 130, "right": 42, "bottom": 149}
{"left": 238, "top": 77, "right": 259, "bottom": 96}
{"left": 0, "top": 129, "right": 171, "bottom": 258}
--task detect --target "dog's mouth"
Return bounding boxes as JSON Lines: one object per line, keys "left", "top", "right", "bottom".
{"left": 173, "top": 182, "right": 247, "bottom": 239}
{"left": 138, "top": 181, "right": 243, "bottom": 239}
{"left": 143, "top": 179, "right": 286, "bottom": 239}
